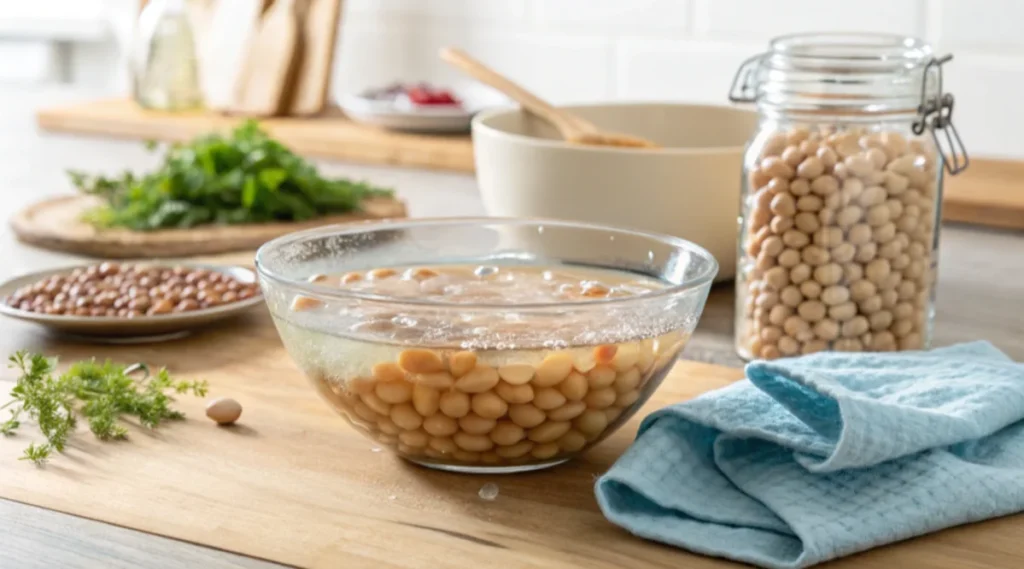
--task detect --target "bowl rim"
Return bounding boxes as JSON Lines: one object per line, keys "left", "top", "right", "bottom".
{"left": 254, "top": 216, "right": 719, "bottom": 310}
{"left": 471, "top": 101, "right": 756, "bottom": 155}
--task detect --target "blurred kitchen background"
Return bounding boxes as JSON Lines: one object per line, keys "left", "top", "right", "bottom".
{"left": 1, "top": 0, "right": 1020, "bottom": 158}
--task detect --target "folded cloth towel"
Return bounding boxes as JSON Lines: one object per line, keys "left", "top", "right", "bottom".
{"left": 595, "top": 341, "right": 1024, "bottom": 569}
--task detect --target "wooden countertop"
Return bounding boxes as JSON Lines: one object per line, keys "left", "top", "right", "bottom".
{"left": 3, "top": 89, "right": 1024, "bottom": 567}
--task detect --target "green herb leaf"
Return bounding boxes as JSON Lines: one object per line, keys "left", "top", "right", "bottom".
{"left": 20, "top": 442, "right": 51, "bottom": 465}
{"left": 3, "top": 352, "right": 207, "bottom": 466}
{"left": 71, "top": 120, "right": 394, "bottom": 231}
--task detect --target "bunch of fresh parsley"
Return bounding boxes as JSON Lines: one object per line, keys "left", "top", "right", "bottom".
{"left": 1, "top": 352, "right": 207, "bottom": 465}
{"left": 69, "top": 120, "right": 393, "bottom": 231}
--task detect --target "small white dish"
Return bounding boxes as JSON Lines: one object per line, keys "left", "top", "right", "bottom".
{"left": 340, "top": 84, "right": 510, "bottom": 134}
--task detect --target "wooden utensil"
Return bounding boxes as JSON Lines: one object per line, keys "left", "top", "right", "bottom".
{"left": 289, "top": 0, "right": 343, "bottom": 115}
{"left": 440, "top": 47, "right": 659, "bottom": 149}
{"left": 200, "top": 0, "right": 266, "bottom": 111}
{"left": 233, "top": 0, "right": 303, "bottom": 117}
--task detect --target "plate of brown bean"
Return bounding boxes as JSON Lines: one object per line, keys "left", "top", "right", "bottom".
{"left": 0, "top": 262, "right": 263, "bottom": 342}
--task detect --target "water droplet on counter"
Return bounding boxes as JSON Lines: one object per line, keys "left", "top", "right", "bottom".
{"left": 478, "top": 483, "right": 499, "bottom": 501}
{"left": 371, "top": 447, "right": 382, "bottom": 453}
{"left": 474, "top": 265, "right": 499, "bottom": 278}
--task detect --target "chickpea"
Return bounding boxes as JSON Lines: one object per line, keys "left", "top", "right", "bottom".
{"left": 770, "top": 193, "right": 797, "bottom": 216}
{"left": 761, "top": 156, "right": 795, "bottom": 179}
{"left": 836, "top": 205, "right": 863, "bottom": 229}
{"left": 828, "top": 301, "right": 857, "bottom": 322}
{"left": 801, "top": 245, "right": 830, "bottom": 267}
{"left": 855, "top": 243, "right": 878, "bottom": 264}
{"left": 797, "top": 195, "right": 824, "bottom": 212}
{"left": 809, "top": 315, "right": 840, "bottom": 339}
{"left": 873, "top": 222, "right": 897, "bottom": 244}
{"left": 845, "top": 154, "right": 874, "bottom": 177}
{"left": 797, "top": 300, "right": 827, "bottom": 322}
{"left": 812, "top": 263, "right": 843, "bottom": 286}
{"left": 794, "top": 212, "right": 820, "bottom": 233}
{"left": 797, "top": 156, "right": 826, "bottom": 179}
{"left": 778, "top": 249, "right": 802, "bottom": 268}
{"left": 816, "top": 146, "right": 838, "bottom": 168}
{"left": 771, "top": 216, "right": 794, "bottom": 234}
{"left": 820, "top": 285, "right": 850, "bottom": 306}
{"left": 790, "top": 178, "right": 811, "bottom": 196}
{"left": 830, "top": 243, "right": 856, "bottom": 264}
{"left": 782, "top": 147, "right": 806, "bottom": 168}
{"left": 789, "top": 264, "right": 812, "bottom": 284}
{"left": 833, "top": 338, "right": 864, "bottom": 352}
{"left": 841, "top": 316, "right": 870, "bottom": 338}
{"left": 782, "top": 230, "right": 810, "bottom": 249}
{"left": 800, "top": 280, "right": 822, "bottom": 300}
{"left": 763, "top": 267, "right": 790, "bottom": 291}
{"left": 814, "top": 227, "right": 844, "bottom": 248}
{"left": 779, "top": 286, "right": 803, "bottom": 308}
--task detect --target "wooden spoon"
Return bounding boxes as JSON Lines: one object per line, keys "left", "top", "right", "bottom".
{"left": 440, "top": 47, "right": 658, "bottom": 149}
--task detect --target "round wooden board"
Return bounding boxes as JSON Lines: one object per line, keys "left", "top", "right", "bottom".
{"left": 9, "top": 195, "right": 408, "bottom": 259}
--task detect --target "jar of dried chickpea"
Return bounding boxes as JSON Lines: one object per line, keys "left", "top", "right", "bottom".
{"left": 728, "top": 33, "right": 970, "bottom": 360}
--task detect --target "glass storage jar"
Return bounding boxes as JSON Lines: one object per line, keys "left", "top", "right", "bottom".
{"left": 728, "top": 33, "right": 969, "bottom": 360}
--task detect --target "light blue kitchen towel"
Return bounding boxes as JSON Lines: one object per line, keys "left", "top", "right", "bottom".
{"left": 595, "top": 341, "right": 1024, "bottom": 569}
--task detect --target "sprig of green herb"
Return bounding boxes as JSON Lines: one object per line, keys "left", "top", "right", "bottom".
{"left": 1, "top": 352, "right": 208, "bottom": 465}
{"left": 69, "top": 120, "right": 393, "bottom": 231}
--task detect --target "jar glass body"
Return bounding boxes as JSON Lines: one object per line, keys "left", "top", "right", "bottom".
{"left": 735, "top": 115, "right": 941, "bottom": 360}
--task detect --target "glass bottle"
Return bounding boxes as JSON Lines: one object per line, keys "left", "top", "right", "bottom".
{"left": 132, "top": 0, "right": 203, "bottom": 111}
{"left": 728, "top": 33, "right": 969, "bottom": 360}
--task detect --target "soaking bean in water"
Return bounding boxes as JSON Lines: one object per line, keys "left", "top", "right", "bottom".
{"left": 269, "top": 264, "right": 690, "bottom": 471}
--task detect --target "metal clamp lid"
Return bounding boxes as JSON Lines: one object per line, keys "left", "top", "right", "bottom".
{"left": 913, "top": 54, "right": 969, "bottom": 175}
{"left": 728, "top": 54, "right": 765, "bottom": 103}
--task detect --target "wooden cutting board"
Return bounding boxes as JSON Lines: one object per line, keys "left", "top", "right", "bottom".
{"left": 233, "top": 0, "right": 303, "bottom": 117}
{"left": 0, "top": 310, "right": 1020, "bottom": 568}
{"left": 9, "top": 194, "right": 407, "bottom": 258}
{"left": 289, "top": 0, "right": 343, "bottom": 116}
{"left": 33, "top": 100, "right": 1024, "bottom": 231}
{"left": 36, "top": 99, "right": 475, "bottom": 172}
{"left": 199, "top": 0, "right": 266, "bottom": 111}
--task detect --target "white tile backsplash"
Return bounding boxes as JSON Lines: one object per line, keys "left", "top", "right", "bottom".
{"left": 530, "top": 0, "right": 691, "bottom": 32}
{"left": 330, "top": 0, "right": 1023, "bottom": 158}
{"left": 615, "top": 39, "right": 760, "bottom": 103}
{"left": 345, "top": 0, "right": 528, "bottom": 22}
{"left": 15, "top": 0, "right": 1024, "bottom": 158}
{"left": 692, "top": 0, "right": 925, "bottom": 41}
{"left": 933, "top": 0, "right": 1024, "bottom": 51}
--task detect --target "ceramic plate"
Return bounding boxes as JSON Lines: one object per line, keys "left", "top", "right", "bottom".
{"left": 340, "top": 84, "right": 511, "bottom": 134}
{"left": 0, "top": 264, "right": 264, "bottom": 343}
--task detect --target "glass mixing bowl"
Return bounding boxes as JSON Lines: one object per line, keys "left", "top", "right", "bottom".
{"left": 255, "top": 218, "right": 718, "bottom": 473}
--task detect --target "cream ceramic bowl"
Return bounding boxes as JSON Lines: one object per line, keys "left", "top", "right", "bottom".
{"left": 471, "top": 103, "right": 758, "bottom": 281}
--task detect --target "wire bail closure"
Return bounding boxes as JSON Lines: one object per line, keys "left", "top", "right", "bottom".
{"left": 728, "top": 54, "right": 765, "bottom": 103}
{"left": 913, "top": 54, "right": 969, "bottom": 175}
